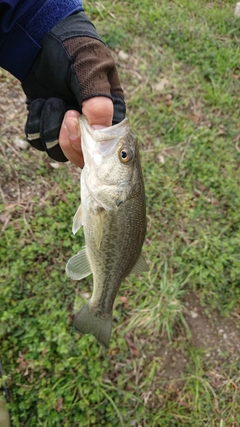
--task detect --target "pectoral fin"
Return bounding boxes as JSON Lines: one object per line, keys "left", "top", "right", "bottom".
{"left": 66, "top": 247, "right": 92, "bottom": 280}
{"left": 130, "top": 253, "right": 149, "bottom": 276}
{"left": 72, "top": 204, "right": 83, "bottom": 235}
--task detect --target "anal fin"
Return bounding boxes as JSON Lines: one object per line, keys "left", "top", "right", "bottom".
{"left": 66, "top": 247, "right": 92, "bottom": 280}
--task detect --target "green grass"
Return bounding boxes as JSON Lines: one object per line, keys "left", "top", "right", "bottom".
{"left": 1, "top": 0, "right": 240, "bottom": 425}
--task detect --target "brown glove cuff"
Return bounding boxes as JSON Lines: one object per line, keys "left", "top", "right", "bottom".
{"left": 63, "top": 37, "right": 124, "bottom": 102}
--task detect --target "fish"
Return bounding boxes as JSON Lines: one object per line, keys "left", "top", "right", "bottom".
{"left": 66, "top": 115, "right": 148, "bottom": 348}
{"left": 0, "top": 362, "right": 10, "bottom": 427}
{"left": 0, "top": 398, "right": 10, "bottom": 427}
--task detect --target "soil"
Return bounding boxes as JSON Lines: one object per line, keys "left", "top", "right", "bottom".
{"left": 184, "top": 291, "right": 240, "bottom": 358}
{"left": 152, "top": 291, "right": 240, "bottom": 386}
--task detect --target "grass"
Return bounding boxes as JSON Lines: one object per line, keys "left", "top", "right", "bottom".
{"left": 1, "top": 0, "right": 240, "bottom": 425}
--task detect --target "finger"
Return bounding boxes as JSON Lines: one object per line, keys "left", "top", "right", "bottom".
{"left": 26, "top": 98, "right": 69, "bottom": 161}
{"left": 63, "top": 110, "right": 81, "bottom": 153}
{"left": 59, "top": 110, "right": 84, "bottom": 168}
{"left": 40, "top": 98, "right": 68, "bottom": 161}
{"left": 82, "top": 97, "right": 113, "bottom": 128}
{"left": 25, "top": 98, "right": 45, "bottom": 151}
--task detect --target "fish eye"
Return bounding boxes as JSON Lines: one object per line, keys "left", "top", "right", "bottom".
{"left": 119, "top": 147, "right": 134, "bottom": 163}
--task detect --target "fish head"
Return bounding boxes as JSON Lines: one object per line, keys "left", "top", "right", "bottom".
{"left": 80, "top": 116, "right": 143, "bottom": 210}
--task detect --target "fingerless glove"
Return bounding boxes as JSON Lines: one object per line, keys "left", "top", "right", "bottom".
{"left": 22, "top": 11, "right": 126, "bottom": 161}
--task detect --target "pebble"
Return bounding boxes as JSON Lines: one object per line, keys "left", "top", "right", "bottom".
{"left": 49, "top": 162, "right": 60, "bottom": 169}
{"left": 80, "top": 292, "right": 91, "bottom": 299}
{"left": 14, "top": 137, "right": 29, "bottom": 150}
{"left": 118, "top": 50, "right": 129, "bottom": 61}
{"left": 154, "top": 78, "right": 169, "bottom": 92}
{"left": 235, "top": 2, "right": 240, "bottom": 16}
{"left": 190, "top": 310, "right": 198, "bottom": 319}
{"left": 158, "top": 155, "right": 165, "bottom": 164}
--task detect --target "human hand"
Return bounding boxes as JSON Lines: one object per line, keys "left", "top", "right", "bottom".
{"left": 60, "top": 97, "right": 113, "bottom": 168}
{"left": 22, "top": 11, "right": 125, "bottom": 163}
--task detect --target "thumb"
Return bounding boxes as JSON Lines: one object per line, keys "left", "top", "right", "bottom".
{"left": 82, "top": 97, "right": 113, "bottom": 128}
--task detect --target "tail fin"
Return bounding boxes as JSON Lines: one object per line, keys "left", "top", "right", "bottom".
{"left": 73, "top": 304, "right": 112, "bottom": 349}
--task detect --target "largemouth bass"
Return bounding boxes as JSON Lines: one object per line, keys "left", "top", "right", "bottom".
{"left": 66, "top": 115, "right": 148, "bottom": 348}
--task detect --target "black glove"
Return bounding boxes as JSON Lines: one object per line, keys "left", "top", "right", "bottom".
{"left": 22, "top": 11, "right": 126, "bottom": 162}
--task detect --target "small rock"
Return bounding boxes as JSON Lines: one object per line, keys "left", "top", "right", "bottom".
{"left": 80, "top": 292, "right": 91, "bottom": 299}
{"left": 190, "top": 310, "right": 198, "bottom": 319}
{"left": 153, "top": 78, "right": 169, "bottom": 92}
{"left": 158, "top": 155, "right": 165, "bottom": 164}
{"left": 234, "top": 2, "right": 240, "bottom": 17}
{"left": 118, "top": 50, "right": 129, "bottom": 61}
{"left": 49, "top": 162, "right": 60, "bottom": 169}
{"left": 14, "top": 137, "right": 29, "bottom": 150}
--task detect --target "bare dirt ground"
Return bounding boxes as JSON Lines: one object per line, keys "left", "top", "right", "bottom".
{"left": 142, "top": 289, "right": 240, "bottom": 389}
{"left": 184, "top": 292, "right": 240, "bottom": 359}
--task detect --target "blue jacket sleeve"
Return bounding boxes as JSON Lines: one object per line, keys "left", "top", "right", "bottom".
{"left": 0, "top": 0, "right": 84, "bottom": 81}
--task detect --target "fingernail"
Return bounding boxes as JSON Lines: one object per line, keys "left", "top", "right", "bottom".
{"left": 65, "top": 118, "right": 80, "bottom": 140}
